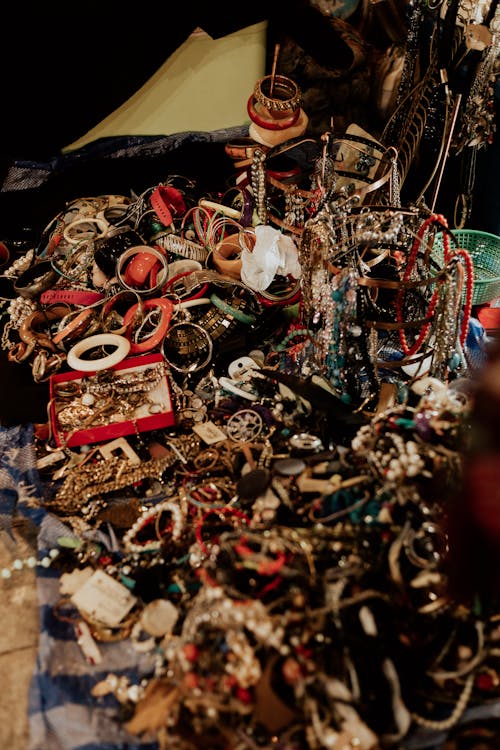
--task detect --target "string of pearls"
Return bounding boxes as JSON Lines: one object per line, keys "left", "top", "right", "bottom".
{"left": 1, "top": 547, "right": 60, "bottom": 580}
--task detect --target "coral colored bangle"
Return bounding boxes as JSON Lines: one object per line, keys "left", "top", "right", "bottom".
{"left": 122, "top": 297, "right": 174, "bottom": 354}
{"left": 246, "top": 95, "right": 301, "bottom": 131}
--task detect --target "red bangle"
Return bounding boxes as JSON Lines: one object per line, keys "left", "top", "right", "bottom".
{"left": 39, "top": 289, "right": 105, "bottom": 307}
{"left": 150, "top": 185, "right": 186, "bottom": 227}
{"left": 122, "top": 297, "right": 174, "bottom": 354}
{"left": 246, "top": 94, "right": 300, "bottom": 131}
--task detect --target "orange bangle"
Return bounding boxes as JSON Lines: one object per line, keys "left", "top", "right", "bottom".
{"left": 123, "top": 297, "right": 174, "bottom": 354}
{"left": 211, "top": 233, "right": 244, "bottom": 279}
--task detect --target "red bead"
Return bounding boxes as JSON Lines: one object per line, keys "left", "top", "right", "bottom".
{"left": 235, "top": 687, "right": 253, "bottom": 704}
{"left": 182, "top": 643, "right": 199, "bottom": 662}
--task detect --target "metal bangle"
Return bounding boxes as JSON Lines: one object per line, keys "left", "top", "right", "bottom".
{"left": 13, "top": 260, "right": 59, "bottom": 299}
{"left": 253, "top": 74, "right": 302, "bottom": 113}
{"left": 162, "top": 321, "right": 213, "bottom": 374}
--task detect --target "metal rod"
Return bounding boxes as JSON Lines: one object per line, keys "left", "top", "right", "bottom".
{"left": 430, "top": 93, "right": 462, "bottom": 213}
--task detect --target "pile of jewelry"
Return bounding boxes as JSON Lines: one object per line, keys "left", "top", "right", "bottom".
{"left": 0, "top": 111, "right": 494, "bottom": 749}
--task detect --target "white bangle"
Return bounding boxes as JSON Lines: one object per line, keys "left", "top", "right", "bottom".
{"left": 66, "top": 333, "right": 131, "bottom": 372}
{"left": 173, "top": 297, "right": 211, "bottom": 310}
{"left": 63, "top": 217, "right": 109, "bottom": 245}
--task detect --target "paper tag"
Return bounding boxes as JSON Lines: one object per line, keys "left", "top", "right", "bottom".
{"left": 192, "top": 420, "right": 227, "bottom": 445}
{"left": 71, "top": 569, "right": 137, "bottom": 627}
{"left": 75, "top": 620, "right": 102, "bottom": 665}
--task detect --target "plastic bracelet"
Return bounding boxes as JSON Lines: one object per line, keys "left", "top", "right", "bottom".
{"left": 248, "top": 109, "right": 309, "bottom": 149}
{"left": 40, "top": 289, "right": 105, "bottom": 307}
{"left": 150, "top": 185, "right": 186, "bottom": 227}
{"left": 211, "top": 233, "right": 243, "bottom": 279}
{"left": 246, "top": 95, "right": 301, "bottom": 131}
{"left": 209, "top": 293, "right": 256, "bottom": 324}
{"left": 218, "top": 376, "right": 259, "bottom": 402}
{"left": 198, "top": 199, "right": 242, "bottom": 220}
{"left": 66, "top": 333, "right": 131, "bottom": 372}
{"left": 52, "top": 308, "right": 96, "bottom": 346}
{"left": 116, "top": 245, "right": 168, "bottom": 295}
{"left": 224, "top": 137, "right": 268, "bottom": 161}
{"left": 62, "top": 217, "right": 109, "bottom": 245}
{"left": 122, "top": 297, "right": 174, "bottom": 354}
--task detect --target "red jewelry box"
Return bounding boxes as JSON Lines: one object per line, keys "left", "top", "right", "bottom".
{"left": 49, "top": 352, "right": 175, "bottom": 448}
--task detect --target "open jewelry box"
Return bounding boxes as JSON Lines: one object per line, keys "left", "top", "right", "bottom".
{"left": 49, "top": 352, "right": 175, "bottom": 448}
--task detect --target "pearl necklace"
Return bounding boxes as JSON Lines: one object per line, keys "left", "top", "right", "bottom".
{"left": 1, "top": 547, "right": 60, "bottom": 580}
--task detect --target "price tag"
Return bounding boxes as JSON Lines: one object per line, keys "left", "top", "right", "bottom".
{"left": 192, "top": 420, "right": 227, "bottom": 445}
{"left": 71, "top": 570, "right": 137, "bottom": 628}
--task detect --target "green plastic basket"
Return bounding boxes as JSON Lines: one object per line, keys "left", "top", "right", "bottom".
{"left": 432, "top": 228, "right": 500, "bottom": 306}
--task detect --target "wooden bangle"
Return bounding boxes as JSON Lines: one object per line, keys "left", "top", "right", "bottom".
{"left": 246, "top": 95, "right": 300, "bottom": 131}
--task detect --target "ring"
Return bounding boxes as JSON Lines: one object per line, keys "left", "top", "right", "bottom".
{"left": 66, "top": 333, "right": 131, "bottom": 372}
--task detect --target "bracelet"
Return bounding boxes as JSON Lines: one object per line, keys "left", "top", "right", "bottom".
{"left": 52, "top": 308, "right": 96, "bottom": 346}
{"left": 248, "top": 109, "right": 309, "bottom": 149}
{"left": 224, "top": 137, "right": 268, "bottom": 161}
{"left": 122, "top": 297, "right": 174, "bottom": 354}
{"left": 218, "top": 375, "right": 259, "bottom": 402}
{"left": 253, "top": 74, "right": 301, "bottom": 112}
{"left": 62, "top": 217, "right": 109, "bottom": 245}
{"left": 162, "top": 270, "right": 209, "bottom": 301}
{"left": 162, "top": 320, "right": 213, "bottom": 373}
{"left": 211, "top": 233, "right": 243, "bottom": 279}
{"left": 40, "top": 289, "right": 105, "bottom": 307}
{"left": 220, "top": 187, "right": 254, "bottom": 228}
{"left": 149, "top": 185, "right": 186, "bottom": 227}
{"left": 66, "top": 333, "right": 131, "bottom": 372}
{"left": 209, "top": 293, "right": 256, "bottom": 324}
{"left": 257, "top": 275, "right": 302, "bottom": 307}
{"left": 99, "top": 289, "right": 143, "bottom": 334}
{"left": 155, "top": 232, "right": 208, "bottom": 263}
{"left": 93, "top": 226, "right": 144, "bottom": 277}
{"left": 198, "top": 199, "right": 242, "bottom": 221}
{"left": 246, "top": 95, "right": 301, "bottom": 131}
{"left": 195, "top": 507, "right": 250, "bottom": 556}
{"left": 13, "top": 260, "right": 59, "bottom": 299}
{"left": 116, "top": 245, "right": 168, "bottom": 294}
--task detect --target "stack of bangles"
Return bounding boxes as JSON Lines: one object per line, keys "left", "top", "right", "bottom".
{"left": 248, "top": 74, "right": 308, "bottom": 147}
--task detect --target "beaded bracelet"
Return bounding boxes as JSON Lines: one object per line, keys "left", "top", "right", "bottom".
{"left": 195, "top": 507, "right": 250, "bottom": 556}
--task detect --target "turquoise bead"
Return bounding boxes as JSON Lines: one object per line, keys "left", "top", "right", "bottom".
{"left": 448, "top": 351, "right": 461, "bottom": 370}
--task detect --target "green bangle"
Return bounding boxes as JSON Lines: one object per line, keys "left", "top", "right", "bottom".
{"left": 209, "top": 293, "right": 256, "bottom": 325}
